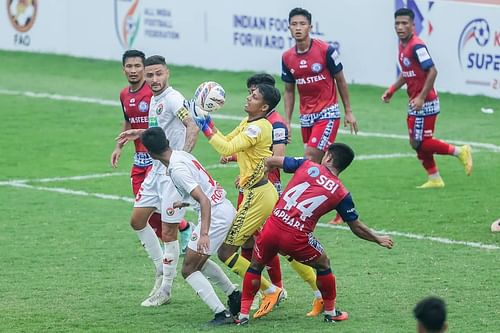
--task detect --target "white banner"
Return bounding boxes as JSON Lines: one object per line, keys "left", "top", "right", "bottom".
{"left": 0, "top": 0, "right": 498, "bottom": 98}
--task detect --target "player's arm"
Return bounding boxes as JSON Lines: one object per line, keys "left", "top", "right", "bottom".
{"left": 337, "top": 194, "right": 393, "bottom": 249}
{"left": 111, "top": 120, "right": 131, "bottom": 168}
{"left": 381, "top": 74, "right": 406, "bottom": 103}
{"left": 208, "top": 124, "right": 259, "bottom": 156}
{"left": 411, "top": 45, "right": 437, "bottom": 110}
{"left": 189, "top": 186, "right": 211, "bottom": 254}
{"left": 265, "top": 156, "right": 306, "bottom": 172}
{"left": 271, "top": 121, "right": 288, "bottom": 157}
{"left": 176, "top": 105, "right": 199, "bottom": 153}
{"left": 282, "top": 59, "right": 296, "bottom": 141}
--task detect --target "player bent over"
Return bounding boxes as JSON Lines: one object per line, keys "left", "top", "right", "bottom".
{"left": 141, "top": 127, "right": 241, "bottom": 325}
{"left": 238, "top": 143, "right": 394, "bottom": 325}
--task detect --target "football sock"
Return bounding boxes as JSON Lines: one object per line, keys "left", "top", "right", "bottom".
{"left": 266, "top": 255, "right": 283, "bottom": 288}
{"left": 241, "top": 268, "right": 262, "bottom": 316}
{"left": 185, "top": 271, "right": 225, "bottom": 313}
{"left": 428, "top": 172, "right": 441, "bottom": 180}
{"left": 135, "top": 224, "right": 163, "bottom": 273}
{"left": 316, "top": 268, "right": 336, "bottom": 313}
{"left": 289, "top": 259, "right": 319, "bottom": 293}
{"left": 201, "top": 259, "right": 236, "bottom": 296}
{"left": 224, "top": 253, "right": 272, "bottom": 291}
{"left": 178, "top": 219, "right": 189, "bottom": 231}
{"left": 420, "top": 139, "right": 455, "bottom": 155}
{"left": 161, "top": 240, "right": 180, "bottom": 293}
{"left": 147, "top": 212, "right": 163, "bottom": 239}
{"left": 417, "top": 150, "right": 438, "bottom": 175}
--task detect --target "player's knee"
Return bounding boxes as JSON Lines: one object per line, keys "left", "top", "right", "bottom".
{"left": 161, "top": 223, "right": 178, "bottom": 242}
{"left": 181, "top": 261, "right": 197, "bottom": 279}
{"left": 410, "top": 139, "right": 422, "bottom": 151}
{"left": 249, "top": 261, "right": 265, "bottom": 273}
{"left": 130, "top": 216, "right": 146, "bottom": 230}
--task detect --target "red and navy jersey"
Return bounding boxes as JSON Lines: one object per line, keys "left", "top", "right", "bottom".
{"left": 281, "top": 39, "right": 343, "bottom": 116}
{"left": 119, "top": 82, "right": 152, "bottom": 154}
{"left": 266, "top": 110, "right": 288, "bottom": 188}
{"left": 398, "top": 34, "right": 437, "bottom": 101}
{"left": 268, "top": 158, "right": 358, "bottom": 234}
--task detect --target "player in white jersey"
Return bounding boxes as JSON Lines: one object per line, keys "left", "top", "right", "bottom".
{"left": 141, "top": 126, "right": 241, "bottom": 325}
{"left": 116, "top": 55, "right": 198, "bottom": 307}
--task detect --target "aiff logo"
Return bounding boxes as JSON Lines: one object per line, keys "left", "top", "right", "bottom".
{"left": 7, "top": 0, "right": 37, "bottom": 33}
{"left": 458, "top": 18, "right": 492, "bottom": 68}
{"left": 114, "top": 0, "right": 141, "bottom": 49}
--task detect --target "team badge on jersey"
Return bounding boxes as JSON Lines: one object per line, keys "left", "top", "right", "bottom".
{"left": 299, "top": 59, "right": 308, "bottom": 69}
{"left": 166, "top": 207, "right": 175, "bottom": 216}
{"left": 191, "top": 232, "right": 198, "bottom": 242}
{"left": 155, "top": 103, "right": 164, "bottom": 115}
{"left": 311, "top": 63, "right": 323, "bottom": 73}
{"left": 245, "top": 124, "right": 261, "bottom": 138}
{"left": 139, "top": 101, "right": 149, "bottom": 113}
{"left": 307, "top": 166, "right": 320, "bottom": 178}
{"left": 403, "top": 57, "right": 411, "bottom": 67}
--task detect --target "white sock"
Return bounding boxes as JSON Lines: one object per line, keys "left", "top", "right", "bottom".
{"left": 428, "top": 172, "right": 441, "bottom": 180}
{"left": 186, "top": 271, "right": 226, "bottom": 314}
{"left": 201, "top": 259, "right": 236, "bottom": 296}
{"left": 161, "top": 240, "right": 180, "bottom": 293}
{"left": 263, "top": 285, "right": 277, "bottom": 295}
{"left": 135, "top": 224, "right": 163, "bottom": 274}
{"left": 453, "top": 146, "right": 460, "bottom": 156}
{"left": 314, "top": 290, "right": 322, "bottom": 299}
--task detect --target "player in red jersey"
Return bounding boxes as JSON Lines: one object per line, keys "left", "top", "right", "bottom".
{"left": 381, "top": 8, "right": 473, "bottom": 189}
{"left": 110, "top": 50, "right": 192, "bottom": 300}
{"left": 282, "top": 7, "right": 358, "bottom": 225}
{"left": 237, "top": 143, "right": 394, "bottom": 325}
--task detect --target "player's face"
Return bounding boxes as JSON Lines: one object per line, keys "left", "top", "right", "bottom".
{"left": 289, "top": 15, "right": 312, "bottom": 42}
{"left": 123, "top": 57, "right": 144, "bottom": 85}
{"left": 145, "top": 64, "right": 169, "bottom": 94}
{"left": 244, "top": 88, "right": 268, "bottom": 117}
{"left": 394, "top": 15, "right": 413, "bottom": 41}
{"left": 247, "top": 84, "right": 257, "bottom": 95}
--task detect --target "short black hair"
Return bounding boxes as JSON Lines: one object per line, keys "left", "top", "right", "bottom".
{"left": 140, "top": 127, "right": 170, "bottom": 155}
{"left": 122, "top": 49, "right": 145, "bottom": 66}
{"left": 327, "top": 143, "right": 355, "bottom": 173}
{"left": 288, "top": 7, "right": 312, "bottom": 24}
{"left": 144, "top": 55, "right": 167, "bottom": 67}
{"left": 247, "top": 73, "right": 275, "bottom": 88}
{"left": 395, "top": 8, "right": 415, "bottom": 20}
{"left": 256, "top": 84, "right": 280, "bottom": 112}
{"left": 413, "top": 297, "right": 447, "bottom": 332}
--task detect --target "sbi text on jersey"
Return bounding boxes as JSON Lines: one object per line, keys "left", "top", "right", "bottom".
{"left": 316, "top": 175, "right": 340, "bottom": 194}
{"left": 296, "top": 74, "right": 326, "bottom": 85}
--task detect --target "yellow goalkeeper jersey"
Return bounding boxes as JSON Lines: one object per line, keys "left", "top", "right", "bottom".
{"left": 209, "top": 117, "right": 272, "bottom": 189}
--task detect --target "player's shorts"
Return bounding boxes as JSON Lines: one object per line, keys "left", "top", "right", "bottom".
{"left": 130, "top": 165, "right": 152, "bottom": 196}
{"left": 225, "top": 181, "right": 278, "bottom": 247}
{"left": 407, "top": 114, "right": 438, "bottom": 142}
{"left": 301, "top": 119, "right": 340, "bottom": 152}
{"left": 134, "top": 171, "right": 185, "bottom": 224}
{"left": 187, "top": 199, "right": 236, "bottom": 255}
{"left": 254, "top": 220, "right": 325, "bottom": 264}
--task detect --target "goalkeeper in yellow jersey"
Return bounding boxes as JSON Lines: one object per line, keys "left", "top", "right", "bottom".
{"left": 191, "top": 84, "right": 283, "bottom": 319}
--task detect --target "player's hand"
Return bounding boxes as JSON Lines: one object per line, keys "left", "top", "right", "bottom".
{"left": 410, "top": 96, "right": 424, "bottom": 111}
{"left": 377, "top": 235, "right": 394, "bottom": 249}
{"left": 172, "top": 201, "right": 190, "bottom": 209}
{"left": 344, "top": 110, "right": 358, "bottom": 134}
{"left": 185, "top": 99, "right": 215, "bottom": 137}
{"left": 115, "top": 129, "right": 141, "bottom": 146}
{"left": 220, "top": 154, "right": 236, "bottom": 164}
{"left": 381, "top": 85, "right": 396, "bottom": 103}
{"left": 197, "top": 234, "right": 210, "bottom": 254}
{"left": 110, "top": 148, "right": 122, "bottom": 168}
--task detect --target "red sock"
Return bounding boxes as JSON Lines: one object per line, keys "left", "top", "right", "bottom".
{"left": 417, "top": 150, "right": 438, "bottom": 175}
{"left": 266, "top": 255, "right": 283, "bottom": 288}
{"left": 241, "top": 247, "right": 253, "bottom": 261}
{"left": 241, "top": 269, "right": 262, "bottom": 315}
{"left": 420, "top": 138, "right": 455, "bottom": 155}
{"left": 178, "top": 219, "right": 188, "bottom": 231}
{"left": 148, "top": 213, "right": 162, "bottom": 238}
{"left": 316, "top": 269, "right": 336, "bottom": 312}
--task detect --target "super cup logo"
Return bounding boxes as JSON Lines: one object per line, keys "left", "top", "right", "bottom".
{"left": 7, "top": 0, "right": 37, "bottom": 47}
{"left": 458, "top": 19, "right": 498, "bottom": 70}
{"left": 114, "top": 0, "right": 141, "bottom": 49}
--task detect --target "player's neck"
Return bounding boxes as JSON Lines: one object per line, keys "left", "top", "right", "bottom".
{"left": 153, "top": 85, "right": 169, "bottom": 96}
{"left": 129, "top": 80, "right": 145, "bottom": 93}
{"left": 296, "top": 37, "right": 312, "bottom": 53}
{"left": 158, "top": 150, "right": 172, "bottom": 168}
{"left": 400, "top": 33, "right": 413, "bottom": 46}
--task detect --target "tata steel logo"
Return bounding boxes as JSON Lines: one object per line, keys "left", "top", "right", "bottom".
{"left": 458, "top": 18, "right": 500, "bottom": 72}
{"left": 7, "top": 0, "right": 37, "bottom": 33}
{"left": 114, "top": 0, "right": 141, "bottom": 49}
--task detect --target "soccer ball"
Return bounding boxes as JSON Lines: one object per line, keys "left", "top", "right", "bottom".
{"left": 194, "top": 81, "right": 225, "bottom": 113}
{"left": 491, "top": 219, "right": 500, "bottom": 232}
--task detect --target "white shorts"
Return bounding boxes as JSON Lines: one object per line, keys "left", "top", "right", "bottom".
{"left": 134, "top": 171, "right": 186, "bottom": 223}
{"left": 188, "top": 199, "right": 236, "bottom": 255}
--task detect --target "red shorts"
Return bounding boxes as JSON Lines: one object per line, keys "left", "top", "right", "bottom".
{"left": 253, "top": 219, "right": 324, "bottom": 265}
{"left": 131, "top": 165, "right": 152, "bottom": 196}
{"left": 301, "top": 119, "right": 340, "bottom": 152}
{"left": 407, "top": 114, "right": 437, "bottom": 142}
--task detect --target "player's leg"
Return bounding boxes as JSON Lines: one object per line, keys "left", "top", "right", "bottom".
{"left": 285, "top": 256, "right": 323, "bottom": 316}
{"left": 238, "top": 224, "right": 279, "bottom": 325}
